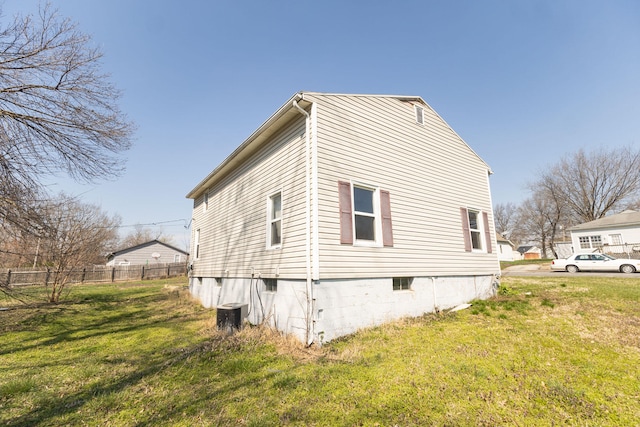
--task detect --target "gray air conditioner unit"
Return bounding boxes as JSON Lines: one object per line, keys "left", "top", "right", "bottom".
{"left": 216, "top": 303, "right": 248, "bottom": 330}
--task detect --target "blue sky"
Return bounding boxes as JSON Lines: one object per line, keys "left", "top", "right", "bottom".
{"left": 2, "top": 1, "right": 639, "bottom": 249}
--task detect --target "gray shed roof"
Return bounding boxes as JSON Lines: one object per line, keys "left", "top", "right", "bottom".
{"left": 568, "top": 210, "right": 640, "bottom": 231}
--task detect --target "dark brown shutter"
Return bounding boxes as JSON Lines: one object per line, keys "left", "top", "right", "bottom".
{"left": 380, "top": 190, "right": 394, "bottom": 247}
{"left": 460, "top": 207, "right": 472, "bottom": 252}
{"left": 483, "top": 211, "right": 492, "bottom": 253}
{"left": 338, "top": 181, "right": 353, "bottom": 244}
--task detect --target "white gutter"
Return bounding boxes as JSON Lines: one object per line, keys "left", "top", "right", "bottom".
{"left": 292, "top": 96, "right": 314, "bottom": 346}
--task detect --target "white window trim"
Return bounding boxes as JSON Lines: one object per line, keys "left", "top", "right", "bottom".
{"left": 194, "top": 228, "right": 201, "bottom": 260}
{"left": 467, "top": 208, "right": 484, "bottom": 252}
{"left": 351, "top": 182, "right": 382, "bottom": 247}
{"left": 266, "top": 190, "right": 283, "bottom": 250}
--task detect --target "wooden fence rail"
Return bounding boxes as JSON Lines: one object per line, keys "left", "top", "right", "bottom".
{"left": 1, "top": 262, "right": 188, "bottom": 287}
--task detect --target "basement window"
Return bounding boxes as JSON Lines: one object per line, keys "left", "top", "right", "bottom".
{"left": 393, "top": 277, "right": 413, "bottom": 291}
{"left": 264, "top": 278, "right": 277, "bottom": 292}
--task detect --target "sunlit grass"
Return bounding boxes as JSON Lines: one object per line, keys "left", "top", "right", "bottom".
{"left": 1, "top": 275, "right": 639, "bottom": 426}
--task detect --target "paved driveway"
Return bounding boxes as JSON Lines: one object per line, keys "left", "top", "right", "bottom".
{"left": 502, "top": 263, "right": 640, "bottom": 278}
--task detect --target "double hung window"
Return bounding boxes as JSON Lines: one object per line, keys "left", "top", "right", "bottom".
{"left": 353, "top": 186, "right": 376, "bottom": 242}
{"left": 267, "top": 191, "right": 282, "bottom": 248}
{"left": 194, "top": 229, "right": 200, "bottom": 259}
{"left": 468, "top": 209, "right": 482, "bottom": 250}
{"left": 460, "top": 207, "right": 492, "bottom": 253}
{"left": 338, "top": 181, "right": 393, "bottom": 247}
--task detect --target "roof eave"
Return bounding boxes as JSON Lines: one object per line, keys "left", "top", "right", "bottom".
{"left": 186, "top": 92, "right": 312, "bottom": 200}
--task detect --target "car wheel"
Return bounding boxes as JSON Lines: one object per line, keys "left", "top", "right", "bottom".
{"left": 566, "top": 265, "right": 579, "bottom": 273}
{"left": 620, "top": 264, "right": 636, "bottom": 274}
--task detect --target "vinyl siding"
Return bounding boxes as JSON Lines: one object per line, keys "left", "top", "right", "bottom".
{"left": 305, "top": 93, "right": 498, "bottom": 278}
{"left": 190, "top": 118, "right": 308, "bottom": 279}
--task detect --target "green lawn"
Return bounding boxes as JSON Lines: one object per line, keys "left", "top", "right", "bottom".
{"left": 1, "top": 276, "right": 639, "bottom": 426}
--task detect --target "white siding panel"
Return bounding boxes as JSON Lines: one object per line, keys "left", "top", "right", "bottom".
{"left": 305, "top": 93, "right": 499, "bottom": 279}
{"left": 190, "top": 118, "right": 308, "bottom": 279}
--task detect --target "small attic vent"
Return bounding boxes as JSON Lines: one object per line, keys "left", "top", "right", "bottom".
{"left": 415, "top": 105, "right": 424, "bottom": 125}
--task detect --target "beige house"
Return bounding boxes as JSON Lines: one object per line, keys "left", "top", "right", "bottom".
{"left": 187, "top": 92, "right": 500, "bottom": 344}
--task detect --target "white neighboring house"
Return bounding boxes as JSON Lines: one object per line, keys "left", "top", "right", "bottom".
{"left": 568, "top": 210, "right": 640, "bottom": 257}
{"left": 186, "top": 92, "right": 501, "bottom": 345}
{"left": 496, "top": 233, "right": 516, "bottom": 261}
{"left": 106, "top": 240, "right": 189, "bottom": 266}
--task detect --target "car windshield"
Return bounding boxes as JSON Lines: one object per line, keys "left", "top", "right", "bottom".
{"left": 601, "top": 254, "right": 616, "bottom": 260}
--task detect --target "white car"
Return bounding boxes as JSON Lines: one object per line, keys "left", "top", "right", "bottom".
{"left": 551, "top": 253, "right": 640, "bottom": 274}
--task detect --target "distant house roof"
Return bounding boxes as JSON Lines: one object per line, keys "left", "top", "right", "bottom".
{"left": 568, "top": 210, "right": 640, "bottom": 231}
{"left": 496, "top": 233, "right": 514, "bottom": 248}
{"left": 516, "top": 245, "right": 539, "bottom": 255}
{"left": 107, "top": 240, "right": 189, "bottom": 259}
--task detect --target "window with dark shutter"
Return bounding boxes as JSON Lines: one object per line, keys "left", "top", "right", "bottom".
{"left": 339, "top": 181, "right": 393, "bottom": 247}
{"left": 380, "top": 190, "right": 393, "bottom": 247}
{"left": 460, "top": 208, "right": 472, "bottom": 252}
{"left": 338, "top": 181, "right": 353, "bottom": 244}
{"left": 461, "top": 207, "right": 490, "bottom": 252}
{"left": 482, "top": 212, "right": 492, "bottom": 253}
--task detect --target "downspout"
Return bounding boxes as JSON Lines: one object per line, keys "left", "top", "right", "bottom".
{"left": 310, "top": 102, "right": 320, "bottom": 282}
{"left": 292, "top": 96, "right": 314, "bottom": 346}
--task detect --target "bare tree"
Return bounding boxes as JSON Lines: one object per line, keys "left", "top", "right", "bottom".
{"left": 0, "top": 4, "right": 134, "bottom": 219}
{"left": 517, "top": 195, "right": 554, "bottom": 258}
{"left": 544, "top": 147, "right": 640, "bottom": 222}
{"left": 119, "top": 224, "right": 174, "bottom": 249}
{"left": 493, "top": 202, "right": 518, "bottom": 238}
{"left": 530, "top": 177, "right": 573, "bottom": 258}
{"left": 34, "top": 194, "right": 120, "bottom": 302}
